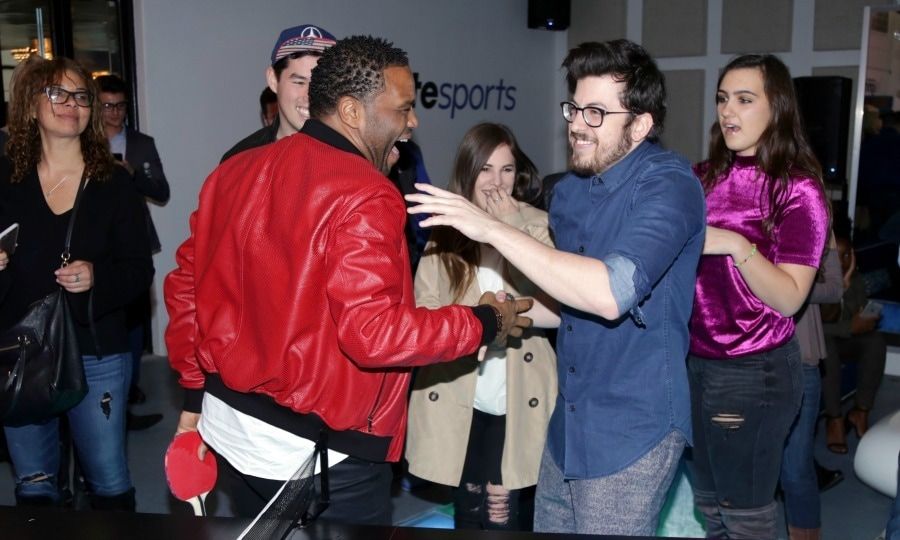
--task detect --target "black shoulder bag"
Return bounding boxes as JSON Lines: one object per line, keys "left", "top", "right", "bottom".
{"left": 0, "top": 173, "right": 91, "bottom": 426}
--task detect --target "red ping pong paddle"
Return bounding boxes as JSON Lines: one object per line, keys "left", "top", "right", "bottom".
{"left": 164, "top": 431, "right": 217, "bottom": 516}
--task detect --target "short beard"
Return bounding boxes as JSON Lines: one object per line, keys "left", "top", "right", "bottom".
{"left": 569, "top": 122, "right": 634, "bottom": 177}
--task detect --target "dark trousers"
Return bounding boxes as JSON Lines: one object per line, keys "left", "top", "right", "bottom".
{"left": 219, "top": 454, "right": 392, "bottom": 525}
{"left": 453, "top": 409, "right": 530, "bottom": 531}
{"left": 126, "top": 290, "right": 151, "bottom": 387}
{"left": 822, "top": 331, "right": 886, "bottom": 416}
{"left": 688, "top": 338, "right": 802, "bottom": 539}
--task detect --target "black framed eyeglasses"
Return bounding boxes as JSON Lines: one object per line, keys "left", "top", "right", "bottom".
{"left": 43, "top": 86, "right": 93, "bottom": 107}
{"left": 560, "top": 101, "right": 633, "bottom": 128}
{"left": 101, "top": 101, "right": 128, "bottom": 111}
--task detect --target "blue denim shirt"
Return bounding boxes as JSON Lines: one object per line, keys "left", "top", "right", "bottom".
{"left": 547, "top": 141, "right": 706, "bottom": 479}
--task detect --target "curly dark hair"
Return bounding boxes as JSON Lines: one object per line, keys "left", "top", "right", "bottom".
{"left": 562, "top": 39, "right": 667, "bottom": 141}
{"left": 308, "top": 35, "right": 408, "bottom": 118}
{"left": 6, "top": 55, "right": 112, "bottom": 183}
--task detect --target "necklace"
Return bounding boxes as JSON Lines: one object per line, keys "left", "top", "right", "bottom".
{"left": 44, "top": 175, "right": 70, "bottom": 198}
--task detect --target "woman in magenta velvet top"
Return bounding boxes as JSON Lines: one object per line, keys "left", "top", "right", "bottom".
{"left": 687, "top": 54, "right": 829, "bottom": 539}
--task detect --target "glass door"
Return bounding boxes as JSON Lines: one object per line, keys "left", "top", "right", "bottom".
{"left": 0, "top": 0, "right": 53, "bottom": 123}
{"left": 71, "top": 0, "right": 126, "bottom": 78}
{"left": 0, "top": 0, "right": 134, "bottom": 127}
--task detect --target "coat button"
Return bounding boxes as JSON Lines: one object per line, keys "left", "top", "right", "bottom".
{"left": 523, "top": 352, "right": 534, "bottom": 363}
{"left": 428, "top": 391, "right": 439, "bottom": 402}
{"left": 528, "top": 398, "right": 539, "bottom": 408}
{"left": 578, "top": 246, "right": 585, "bottom": 253}
{"left": 568, "top": 366, "right": 576, "bottom": 374}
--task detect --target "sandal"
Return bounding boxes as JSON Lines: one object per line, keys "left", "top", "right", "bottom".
{"left": 846, "top": 407, "right": 869, "bottom": 438}
{"left": 825, "top": 416, "right": 848, "bottom": 454}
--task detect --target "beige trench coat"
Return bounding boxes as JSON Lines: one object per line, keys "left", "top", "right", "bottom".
{"left": 405, "top": 203, "right": 557, "bottom": 490}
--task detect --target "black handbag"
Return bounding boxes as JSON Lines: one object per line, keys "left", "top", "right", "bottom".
{"left": 0, "top": 173, "right": 90, "bottom": 427}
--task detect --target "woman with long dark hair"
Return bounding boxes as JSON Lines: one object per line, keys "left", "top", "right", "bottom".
{"left": 405, "top": 123, "right": 558, "bottom": 530}
{"left": 0, "top": 55, "right": 152, "bottom": 510}
{"left": 688, "top": 54, "right": 829, "bottom": 538}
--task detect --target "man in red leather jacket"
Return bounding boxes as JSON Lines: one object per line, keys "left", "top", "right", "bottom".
{"left": 164, "top": 35, "right": 532, "bottom": 524}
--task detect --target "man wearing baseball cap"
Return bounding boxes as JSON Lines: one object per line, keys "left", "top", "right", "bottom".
{"left": 221, "top": 24, "right": 336, "bottom": 162}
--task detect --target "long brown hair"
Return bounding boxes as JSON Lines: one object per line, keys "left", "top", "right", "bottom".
{"left": 428, "top": 123, "right": 539, "bottom": 302}
{"left": 702, "top": 54, "right": 826, "bottom": 234}
{"left": 6, "top": 55, "right": 112, "bottom": 182}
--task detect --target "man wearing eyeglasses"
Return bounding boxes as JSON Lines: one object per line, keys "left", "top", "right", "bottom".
{"left": 97, "top": 75, "right": 169, "bottom": 221}
{"left": 96, "top": 74, "right": 169, "bottom": 427}
{"left": 406, "top": 40, "right": 706, "bottom": 535}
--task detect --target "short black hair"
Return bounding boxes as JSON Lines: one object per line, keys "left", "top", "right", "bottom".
{"left": 271, "top": 51, "right": 322, "bottom": 79}
{"left": 96, "top": 74, "right": 128, "bottom": 95}
{"left": 562, "top": 39, "right": 666, "bottom": 141}
{"left": 308, "top": 35, "right": 408, "bottom": 119}
{"left": 259, "top": 86, "right": 276, "bottom": 109}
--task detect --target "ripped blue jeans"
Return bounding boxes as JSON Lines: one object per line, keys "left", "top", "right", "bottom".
{"left": 3, "top": 353, "right": 133, "bottom": 502}
{"left": 688, "top": 338, "right": 802, "bottom": 539}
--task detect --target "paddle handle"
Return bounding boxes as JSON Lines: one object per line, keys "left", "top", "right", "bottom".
{"left": 187, "top": 491, "right": 209, "bottom": 516}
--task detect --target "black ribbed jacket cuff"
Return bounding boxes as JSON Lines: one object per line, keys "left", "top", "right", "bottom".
{"left": 182, "top": 388, "right": 204, "bottom": 413}
{"left": 471, "top": 305, "right": 498, "bottom": 345}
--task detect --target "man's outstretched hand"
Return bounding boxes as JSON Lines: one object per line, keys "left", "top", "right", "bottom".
{"left": 478, "top": 291, "right": 533, "bottom": 346}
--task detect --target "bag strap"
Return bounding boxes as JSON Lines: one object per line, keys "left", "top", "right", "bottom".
{"left": 299, "top": 429, "right": 330, "bottom": 527}
{"left": 61, "top": 172, "right": 89, "bottom": 265}
{"left": 3, "top": 336, "right": 31, "bottom": 418}
{"left": 60, "top": 172, "right": 103, "bottom": 359}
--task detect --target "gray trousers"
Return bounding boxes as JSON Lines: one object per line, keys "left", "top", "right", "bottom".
{"left": 533, "top": 430, "right": 684, "bottom": 535}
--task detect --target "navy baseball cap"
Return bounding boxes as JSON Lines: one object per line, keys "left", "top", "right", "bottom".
{"left": 270, "top": 24, "right": 337, "bottom": 65}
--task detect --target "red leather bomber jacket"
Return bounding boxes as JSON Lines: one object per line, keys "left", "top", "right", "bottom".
{"left": 164, "top": 122, "right": 485, "bottom": 461}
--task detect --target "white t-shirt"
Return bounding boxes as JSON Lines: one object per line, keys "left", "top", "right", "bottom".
{"left": 199, "top": 393, "right": 348, "bottom": 480}
{"left": 473, "top": 246, "right": 508, "bottom": 416}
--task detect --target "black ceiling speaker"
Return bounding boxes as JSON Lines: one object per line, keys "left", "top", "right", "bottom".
{"left": 528, "top": 0, "right": 570, "bottom": 31}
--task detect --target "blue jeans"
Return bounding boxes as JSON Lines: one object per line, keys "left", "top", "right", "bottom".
{"left": 128, "top": 323, "right": 143, "bottom": 387}
{"left": 688, "top": 338, "right": 802, "bottom": 539}
{"left": 4, "top": 353, "right": 133, "bottom": 501}
{"left": 779, "top": 363, "right": 821, "bottom": 529}
{"left": 534, "top": 430, "right": 685, "bottom": 535}
{"left": 887, "top": 451, "right": 900, "bottom": 540}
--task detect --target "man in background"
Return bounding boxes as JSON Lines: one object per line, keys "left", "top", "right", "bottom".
{"left": 97, "top": 74, "right": 169, "bottom": 429}
{"left": 221, "top": 24, "right": 336, "bottom": 162}
{"left": 821, "top": 218, "right": 887, "bottom": 453}
{"left": 259, "top": 86, "right": 278, "bottom": 127}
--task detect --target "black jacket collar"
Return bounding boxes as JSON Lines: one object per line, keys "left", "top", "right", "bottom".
{"left": 301, "top": 119, "right": 366, "bottom": 160}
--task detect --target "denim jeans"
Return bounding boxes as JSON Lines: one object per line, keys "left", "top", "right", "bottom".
{"left": 779, "top": 363, "right": 821, "bottom": 529}
{"left": 887, "top": 451, "right": 900, "bottom": 540}
{"left": 688, "top": 338, "right": 802, "bottom": 539}
{"left": 534, "top": 430, "right": 685, "bottom": 535}
{"left": 454, "top": 410, "right": 527, "bottom": 531}
{"left": 4, "top": 353, "right": 133, "bottom": 502}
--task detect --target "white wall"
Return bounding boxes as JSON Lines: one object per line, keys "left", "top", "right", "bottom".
{"left": 132, "top": 0, "right": 569, "bottom": 354}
